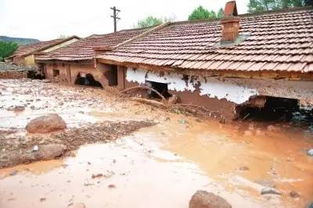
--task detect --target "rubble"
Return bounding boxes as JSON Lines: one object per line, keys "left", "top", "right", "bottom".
{"left": 25, "top": 114, "right": 67, "bottom": 133}
{"left": 33, "top": 144, "right": 67, "bottom": 160}
{"left": 189, "top": 190, "right": 232, "bottom": 208}
{"left": 260, "top": 187, "right": 282, "bottom": 195}
{"left": 289, "top": 191, "right": 300, "bottom": 198}
{"left": 108, "top": 184, "right": 116, "bottom": 188}
{"left": 7, "top": 105, "right": 25, "bottom": 112}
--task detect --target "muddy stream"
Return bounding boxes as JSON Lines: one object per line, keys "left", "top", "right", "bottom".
{"left": 0, "top": 79, "right": 312, "bottom": 208}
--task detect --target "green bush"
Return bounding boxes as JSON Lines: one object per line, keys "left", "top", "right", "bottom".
{"left": 188, "top": 6, "right": 222, "bottom": 21}
{"left": 0, "top": 41, "right": 18, "bottom": 61}
{"left": 136, "top": 16, "right": 163, "bottom": 28}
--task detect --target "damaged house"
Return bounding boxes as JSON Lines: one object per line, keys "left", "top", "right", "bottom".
{"left": 95, "top": 1, "right": 313, "bottom": 121}
{"left": 35, "top": 28, "right": 151, "bottom": 87}
{"left": 7, "top": 36, "right": 80, "bottom": 67}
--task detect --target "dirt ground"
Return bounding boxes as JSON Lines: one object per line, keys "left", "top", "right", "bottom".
{"left": 0, "top": 79, "right": 312, "bottom": 208}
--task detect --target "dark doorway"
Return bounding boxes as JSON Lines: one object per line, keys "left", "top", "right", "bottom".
{"left": 53, "top": 69, "right": 60, "bottom": 77}
{"left": 109, "top": 65, "right": 118, "bottom": 86}
{"left": 145, "top": 81, "right": 172, "bottom": 99}
{"left": 74, "top": 73, "right": 103, "bottom": 88}
{"left": 236, "top": 96, "right": 299, "bottom": 121}
{"left": 104, "top": 65, "right": 118, "bottom": 86}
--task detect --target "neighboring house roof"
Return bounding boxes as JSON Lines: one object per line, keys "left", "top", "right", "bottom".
{"left": 36, "top": 28, "right": 150, "bottom": 61}
{"left": 10, "top": 36, "right": 80, "bottom": 58}
{"left": 97, "top": 7, "right": 313, "bottom": 73}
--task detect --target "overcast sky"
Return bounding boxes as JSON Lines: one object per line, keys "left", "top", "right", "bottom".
{"left": 0, "top": 0, "right": 249, "bottom": 41}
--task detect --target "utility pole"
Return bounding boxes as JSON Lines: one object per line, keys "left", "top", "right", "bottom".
{"left": 110, "top": 6, "right": 120, "bottom": 32}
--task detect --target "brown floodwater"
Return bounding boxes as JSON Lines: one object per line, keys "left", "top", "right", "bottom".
{"left": 152, "top": 118, "right": 313, "bottom": 208}
{"left": 0, "top": 79, "right": 313, "bottom": 208}
{"left": 1, "top": 116, "right": 312, "bottom": 208}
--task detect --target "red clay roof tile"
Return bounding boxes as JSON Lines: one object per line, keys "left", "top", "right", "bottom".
{"left": 98, "top": 8, "right": 313, "bottom": 73}
{"left": 12, "top": 36, "right": 79, "bottom": 58}
{"left": 37, "top": 28, "right": 149, "bottom": 61}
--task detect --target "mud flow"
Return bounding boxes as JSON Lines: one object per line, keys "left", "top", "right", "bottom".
{"left": 0, "top": 79, "right": 312, "bottom": 208}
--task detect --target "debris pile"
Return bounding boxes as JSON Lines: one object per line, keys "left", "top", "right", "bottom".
{"left": 0, "top": 121, "right": 154, "bottom": 168}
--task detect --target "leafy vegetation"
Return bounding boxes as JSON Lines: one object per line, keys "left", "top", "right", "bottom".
{"left": 136, "top": 16, "right": 175, "bottom": 28}
{"left": 0, "top": 41, "right": 18, "bottom": 61}
{"left": 137, "top": 16, "right": 163, "bottom": 28}
{"left": 188, "top": 6, "right": 224, "bottom": 21}
{"left": 248, "top": 0, "right": 312, "bottom": 13}
{"left": 217, "top": 8, "right": 224, "bottom": 18}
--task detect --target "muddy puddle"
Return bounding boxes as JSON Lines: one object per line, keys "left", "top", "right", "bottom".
{"left": 0, "top": 79, "right": 313, "bottom": 208}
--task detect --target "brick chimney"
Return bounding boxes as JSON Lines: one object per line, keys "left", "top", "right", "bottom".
{"left": 221, "top": 1, "right": 240, "bottom": 42}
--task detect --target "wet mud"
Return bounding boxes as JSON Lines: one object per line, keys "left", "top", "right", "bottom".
{"left": 0, "top": 79, "right": 312, "bottom": 208}
{"left": 0, "top": 121, "right": 154, "bottom": 168}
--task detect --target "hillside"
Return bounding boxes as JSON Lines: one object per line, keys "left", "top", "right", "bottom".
{"left": 0, "top": 36, "right": 40, "bottom": 45}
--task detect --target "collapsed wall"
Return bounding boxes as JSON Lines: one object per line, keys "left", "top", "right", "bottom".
{"left": 124, "top": 68, "right": 313, "bottom": 121}
{"left": 44, "top": 62, "right": 107, "bottom": 87}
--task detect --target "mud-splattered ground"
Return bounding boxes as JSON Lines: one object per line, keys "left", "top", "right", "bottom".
{"left": 0, "top": 121, "right": 154, "bottom": 168}
{"left": 0, "top": 79, "right": 313, "bottom": 208}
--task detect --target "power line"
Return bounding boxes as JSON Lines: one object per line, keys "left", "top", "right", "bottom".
{"left": 110, "top": 6, "right": 121, "bottom": 32}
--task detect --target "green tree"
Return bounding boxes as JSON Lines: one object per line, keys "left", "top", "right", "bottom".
{"left": 248, "top": 0, "right": 278, "bottom": 12}
{"left": 136, "top": 16, "right": 163, "bottom": 28}
{"left": 304, "top": 0, "right": 313, "bottom": 5}
{"left": 279, "top": 0, "right": 304, "bottom": 8}
{"left": 136, "top": 16, "right": 175, "bottom": 28}
{"left": 248, "top": 0, "right": 306, "bottom": 13}
{"left": 217, "top": 8, "right": 224, "bottom": 18}
{"left": 188, "top": 6, "right": 217, "bottom": 20}
{"left": 0, "top": 41, "right": 18, "bottom": 61}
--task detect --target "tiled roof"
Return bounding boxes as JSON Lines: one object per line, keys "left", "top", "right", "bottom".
{"left": 98, "top": 7, "right": 313, "bottom": 73}
{"left": 36, "top": 28, "right": 150, "bottom": 61}
{"left": 11, "top": 36, "right": 79, "bottom": 58}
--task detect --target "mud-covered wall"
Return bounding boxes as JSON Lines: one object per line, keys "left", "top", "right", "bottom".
{"left": 124, "top": 68, "right": 238, "bottom": 120}
{"left": 96, "top": 63, "right": 114, "bottom": 87}
{"left": 44, "top": 62, "right": 110, "bottom": 87}
{"left": 45, "top": 63, "right": 68, "bottom": 82}
{"left": 117, "top": 66, "right": 126, "bottom": 90}
{"left": 126, "top": 68, "right": 258, "bottom": 105}
{"left": 70, "top": 64, "right": 105, "bottom": 86}
{"left": 226, "top": 78, "right": 313, "bottom": 107}
{"left": 124, "top": 67, "right": 313, "bottom": 118}
{"left": 125, "top": 68, "right": 313, "bottom": 107}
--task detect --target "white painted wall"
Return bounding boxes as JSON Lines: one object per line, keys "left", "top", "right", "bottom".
{"left": 126, "top": 68, "right": 258, "bottom": 104}
{"left": 199, "top": 81, "right": 258, "bottom": 104}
